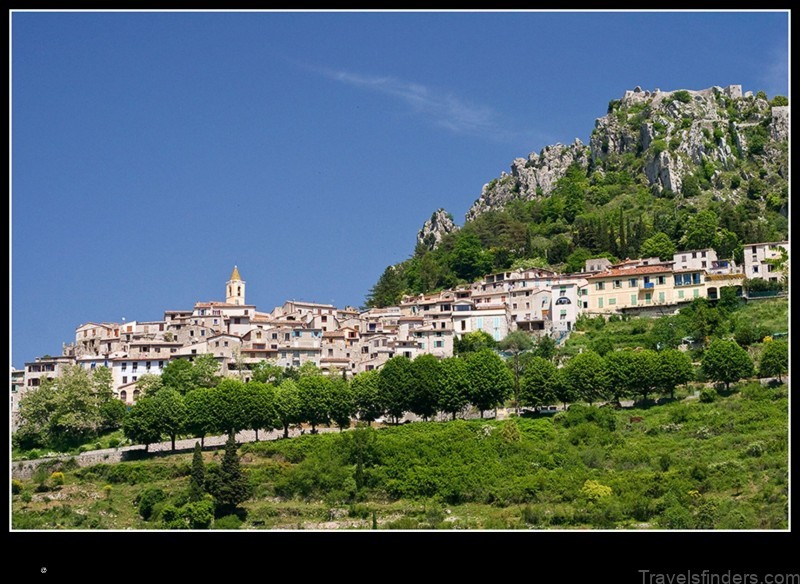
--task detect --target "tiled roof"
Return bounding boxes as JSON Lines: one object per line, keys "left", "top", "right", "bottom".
{"left": 586, "top": 265, "right": 673, "bottom": 279}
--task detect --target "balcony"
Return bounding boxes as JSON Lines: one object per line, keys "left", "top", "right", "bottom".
{"left": 641, "top": 282, "right": 655, "bottom": 289}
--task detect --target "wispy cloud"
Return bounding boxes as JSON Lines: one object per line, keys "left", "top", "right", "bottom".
{"left": 315, "top": 66, "right": 516, "bottom": 140}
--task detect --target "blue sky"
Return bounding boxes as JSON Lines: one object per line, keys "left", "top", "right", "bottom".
{"left": 10, "top": 10, "right": 789, "bottom": 368}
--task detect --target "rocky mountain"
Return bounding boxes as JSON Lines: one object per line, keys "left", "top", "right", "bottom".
{"left": 376, "top": 84, "right": 788, "bottom": 307}
{"left": 417, "top": 208, "right": 459, "bottom": 251}
{"left": 453, "top": 84, "right": 788, "bottom": 224}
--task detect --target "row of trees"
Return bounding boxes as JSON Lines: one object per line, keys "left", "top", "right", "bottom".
{"left": 17, "top": 330, "right": 786, "bottom": 453}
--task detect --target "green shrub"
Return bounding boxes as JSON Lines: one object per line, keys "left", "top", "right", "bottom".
{"left": 699, "top": 388, "right": 717, "bottom": 403}
{"left": 12, "top": 479, "right": 24, "bottom": 495}
{"left": 50, "top": 472, "right": 65, "bottom": 486}
{"left": 108, "top": 438, "right": 121, "bottom": 449}
{"left": 184, "top": 496, "right": 215, "bottom": 529}
{"left": 673, "top": 90, "right": 692, "bottom": 104}
{"left": 136, "top": 487, "right": 166, "bottom": 521}
{"left": 213, "top": 514, "right": 243, "bottom": 529}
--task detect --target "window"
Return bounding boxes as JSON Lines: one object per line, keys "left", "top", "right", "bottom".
{"left": 132, "top": 363, "right": 138, "bottom": 371}
{"left": 190, "top": 330, "right": 194, "bottom": 337}
{"left": 692, "top": 252, "right": 697, "bottom": 259}
{"left": 693, "top": 289, "right": 700, "bottom": 298}
{"left": 608, "top": 298, "right": 616, "bottom": 305}
{"left": 200, "top": 330, "right": 205, "bottom": 336}
{"left": 121, "top": 363, "right": 127, "bottom": 371}
{"left": 122, "top": 376, "right": 128, "bottom": 384}
{"left": 434, "top": 340, "right": 444, "bottom": 348}
{"left": 678, "top": 290, "right": 685, "bottom": 299}
{"left": 159, "top": 361, "right": 164, "bottom": 368}
{"left": 132, "top": 376, "right": 137, "bottom": 382}
{"left": 613, "top": 280, "right": 622, "bottom": 289}
{"left": 701, "top": 251, "right": 707, "bottom": 258}
{"left": 223, "top": 341, "right": 228, "bottom": 347}
{"left": 146, "top": 361, "right": 151, "bottom": 369}
{"left": 658, "top": 292, "right": 665, "bottom": 303}
{"left": 657, "top": 276, "right": 666, "bottom": 285}
{"left": 753, "top": 266, "right": 759, "bottom": 273}
{"left": 682, "top": 255, "right": 687, "bottom": 262}
{"left": 595, "top": 282, "right": 605, "bottom": 290}
{"left": 215, "top": 341, "right": 220, "bottom": 347}
{"left": 154, "top": 347, "right": 160, "bottom": 353}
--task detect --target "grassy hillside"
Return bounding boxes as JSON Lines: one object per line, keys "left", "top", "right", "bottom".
{"left": 12, "top": 380, "right": 788, "bottom": 530}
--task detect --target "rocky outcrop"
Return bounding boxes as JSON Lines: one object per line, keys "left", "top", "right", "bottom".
{"left": 417, "top": 208, "right": 458, "bottom": 250}
{"left": 771, "top": 106, "right": 789, "bottom": 142}
{"left": 465, "top": 140, "right": 589, "bottom": 221}
{"left": 450, "top": 84, "right": 785, "bottom": 225}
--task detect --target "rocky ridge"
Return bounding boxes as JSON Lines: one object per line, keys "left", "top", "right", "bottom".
{"left": 422, "top": 84, "right": 787, "bottom": 236}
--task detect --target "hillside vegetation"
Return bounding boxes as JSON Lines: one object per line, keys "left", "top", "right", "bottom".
{"left": 12, "top": 381, "right": 788, "bottom": 530}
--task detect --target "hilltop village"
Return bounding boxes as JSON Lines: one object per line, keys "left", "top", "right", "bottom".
{"left": 12, "top": 239, "right": 787, "bottom": 411}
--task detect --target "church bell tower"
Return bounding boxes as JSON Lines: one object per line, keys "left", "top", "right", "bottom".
{"left": 226, "top": 265, "right": 245, "bottom": 305}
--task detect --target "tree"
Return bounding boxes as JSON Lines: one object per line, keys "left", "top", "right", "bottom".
{"left": 205, "top": 434, "right": 250, "bottom": 514}
{"left": 532, "top": 336, "right": 557, "bottom": 361}
{"left": 647, "top": 316, "right": 683, "bottom": 350}
{"left": 189, "top": 441, "right": 205, "bottom": 502}
{"left": 563, "top": 350, "right": 609, "bottom": 405}
{"left": 135, "top": 374, "right": 164, "bottom": 398}
{"left": 15, "top": 365, "right": 121, "bottom": 450}
{"left": 590, "top": 336, "right": 614, "bottom": 357}
{"left": 409, "top": 354, "right": 442, "bottom": 420}
{"left": 565, "top": 247, "right": 594, "bottom": 273}
{"left": 702, "top": 338, "right": 754, "bottom": 391}
{"left": 466, "top": 349, "right": 514, "bottom": 417}
{"left": 758, "top": 339, "right": 788, "bottom": 382}
{"left": 454, "top": 330, "right": 496, "bottom": 355}
{"left": 212, "top": 378, "right": 249, "bottom": 438}
{"left": 520, "top": 356, "right": 558, "bottom": 408}
{"left": 122, "top": 397, "right": 164, "bottom": 452}
{"left": 437, "top": 357, "right": 470, "bottom": 420}
{"left": 629, "top": 350, "right": 659, "bottom": 402}
{"left": 378, "top": 356, "right": 414, "bottom": 424}
{"left": 250, "top": 360, "right": 286, "bottom": 385}
{"left": 297, "top": 375, "right": 333, "bottom": 433}
{"left": 640, "top": 232, "right": 676, "bottom": 261}
{"left": 184, "top": 387, "right": 217, "bottom": 447}
{"left": 100, "top": 398, "right": 127, "bottom": 432}
{"left": 680, "top": 210, "right": 719, "bottom": 251}
{"left": 365, "top": 264, "right": 406, "bottom": 308}
{"left": 654, "top": 349, "right": 694, "bottom": 399}
{"left": 350, "top": 370, "right": 385, "bottom": 424}
{"left": 603, "top": 350, "right": 639, "bottom": 402}
{"left": 160, "top": 359, "right": 195, "bottom": 393}
{"left": 191, "top": 354, "right": 221, "bottom": 388}
{"left": 243, "top": 382, "right": 277, "bottom": 441}
{"left": 152, "top": 388, "right": 187, "bottom": 452}
{"left": 328, "top": 377, "right": 355, "bottom": 431}
{"left": 498, "top": 330, "right": 535, "bottom": 414}
{"left": 274, "top": 380, "right": 303, "bottom": 438}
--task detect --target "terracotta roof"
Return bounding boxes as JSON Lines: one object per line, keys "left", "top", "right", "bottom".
{"left": 586, "top": 265, "right": 673, "bottom": 279}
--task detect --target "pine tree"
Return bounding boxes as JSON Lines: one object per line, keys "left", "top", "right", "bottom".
{"left": 207, "top": 434, "right": 250, "bottom": 513}
{"left": 189, "top": 441, "right": 205, "bottom": 502}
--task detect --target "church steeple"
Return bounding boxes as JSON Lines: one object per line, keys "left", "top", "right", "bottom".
{"left": 226, "top": 265, "right": 245, "bottom": 305}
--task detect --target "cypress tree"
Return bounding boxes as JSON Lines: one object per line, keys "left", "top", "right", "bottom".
{"left": 189, "top": 441, "right": 205, "bottom": 502}
{"left": 209, "top": 434, "right": 250, "bottom": 514}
